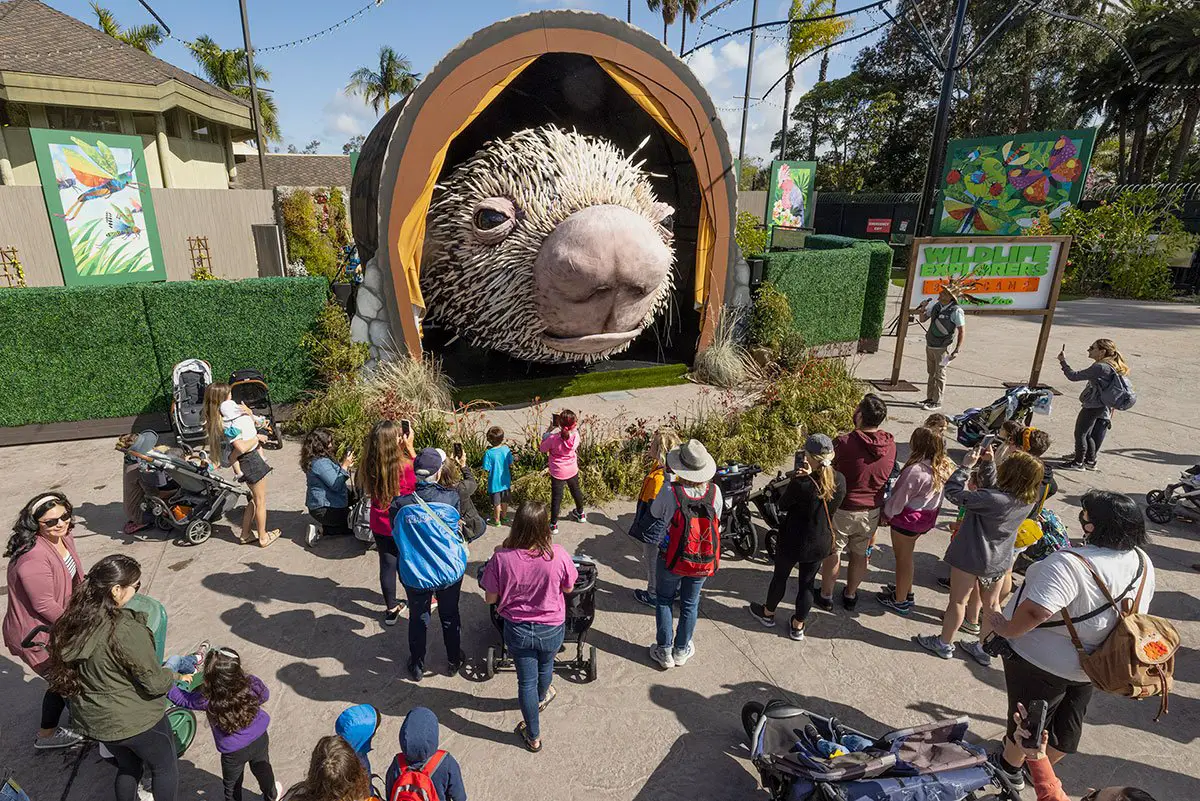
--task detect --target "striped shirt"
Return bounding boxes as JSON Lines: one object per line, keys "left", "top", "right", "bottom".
{"left": 63, "top": 552, "right": 77, "bottom": 578}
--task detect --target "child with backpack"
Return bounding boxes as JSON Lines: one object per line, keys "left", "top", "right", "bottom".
{"left": 539, "top": 409, "right": 585, "bottom": 534}
{"left": 627, "top": 428, "right": 681, "bottom": 607}
{"left": 167, "top": 647, "right": 281, "bottom": 801}
{"left": 481, "top": 427, "right": 514, "bottom": 527}
{"left": 648, "top": 439, "right": 720, "bottom": 669}
{"left": 1058, "top": 338, "right": 1133, "bottom": 471}
{"left": 384, "top": 707, "right": 466, "bottom": 801}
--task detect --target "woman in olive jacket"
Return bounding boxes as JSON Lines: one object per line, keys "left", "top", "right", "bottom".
{"left": 48, "top": 554, "right": 189, "bottom": 801}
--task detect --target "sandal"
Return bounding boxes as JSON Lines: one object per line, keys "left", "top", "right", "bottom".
{"left": 538, "top": 686, "right": 557, "bottom": 712}
{"left": 122, "top": 521, "right": 151, "bottom": 535}
{"left": 258, "top": 529, "right": 282, "bottom": 548}
{"left": 239, "top": 530, "right": 258, "bottom": 545}
{"left": 516, "top": 722, "right": 541, "bottom": 753}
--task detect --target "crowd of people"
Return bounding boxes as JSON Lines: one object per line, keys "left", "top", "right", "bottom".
{"left": 1, "top": 336, "right": 1171, "bottom": 801}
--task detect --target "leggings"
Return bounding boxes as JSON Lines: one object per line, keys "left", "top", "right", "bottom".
{"left": 550, "top": 475, "right": 585, "bottom": 525}
{"left": 220, "top": 731, "right": 277, "bottom": 801}
{"left": 104, "top": 715, "right": 178, "bottom": 801}
{"left": 41, "top": 688, "right": 67, "bottom": 730}
{"left": 765, "top": 556, "right": 824, "bottom": 623}
{"left": 1073, "top": 406, "right": 1111, "bottom": 463}
{"left": 374, "top": 533, "right": 400, "bottom": 610}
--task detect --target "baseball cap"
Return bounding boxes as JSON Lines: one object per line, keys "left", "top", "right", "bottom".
{"left": 413, "top": 447, "right": 446, "bottom": 478}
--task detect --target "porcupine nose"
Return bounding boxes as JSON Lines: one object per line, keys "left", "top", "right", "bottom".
{"left": 533, "top": 204, "right": 672, "bottom": 348}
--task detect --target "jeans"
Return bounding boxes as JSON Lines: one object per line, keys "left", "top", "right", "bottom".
{"left": 104, "top": 715, "right": 178, "bottom": 801}
{"left": 926, "top": 345, "right": 951, "bottom": 404}
{"left": 163, "top": 654, "right": 199, "bottom": 674}
{"left": 549, "top": 475, "right": 585, "bottom": 524}
{"left": 643, "top": 541, "right": 660, "bottom": 596}
{"left": 404, "top": 579, "right": 463, "bottom": 669}
{"left": 1073, "top": 406, "right": 1111, "bottom": 463}
{"left": 220, "top": 731, "right": 276, "bottom": 801}
{"left": 374, "top": 533, "right": 400, "bottom": 610}
{"left": 765, "top": 557, "right": 823, "bottom": 622}
{"left": 504, "top": 620, "right": 565, "bottom": 741}
{"left": 654, "top": 557, "right": 706, "bottom": 651}
{"left": 310, "top": 506, "right": 351, "bottom": 536}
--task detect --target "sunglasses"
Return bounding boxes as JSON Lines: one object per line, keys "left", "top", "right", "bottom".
{"left": 1080, "top": 791, "right": 1100, "bottom": 801}
{"left": 39, "top": 513, "right": 72, "bottom": 528}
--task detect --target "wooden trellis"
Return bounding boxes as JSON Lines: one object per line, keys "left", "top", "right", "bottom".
{"left": 187, "top": 236, "right": 213, "bottom": 279}
{"left": 0, "top": 247, "right": 26, "bottom": 287}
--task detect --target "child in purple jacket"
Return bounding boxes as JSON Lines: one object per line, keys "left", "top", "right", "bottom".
{"left": 168, "top": 647, "right": 280, "bottom": 801}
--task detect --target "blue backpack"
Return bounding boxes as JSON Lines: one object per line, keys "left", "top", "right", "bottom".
{"left": 393, "top": 491, "right": 467, "bottom": 590}
{"left": 1025, "top": 508, "right": 1069, "bottom": 563}
{"left": 1099, "top": 371, "right": 1137, "bottom": 412}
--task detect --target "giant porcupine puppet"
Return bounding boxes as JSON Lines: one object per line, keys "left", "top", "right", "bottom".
{"left": 421, "top": 125, "right": 676, "bottom": 363}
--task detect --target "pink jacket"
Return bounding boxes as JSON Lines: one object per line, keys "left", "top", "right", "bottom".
{"left": 3, "top": 534, "right": 83, "bottom": 673}
{"left": 539, "top": 429, "right": 580, "bottom": 480}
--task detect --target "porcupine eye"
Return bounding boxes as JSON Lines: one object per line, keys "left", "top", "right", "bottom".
{"left": 474, "top": 208, "right": 509, "bottom": 230}
{"left": 470, "top": 197, "right": 518, "bottom": 245}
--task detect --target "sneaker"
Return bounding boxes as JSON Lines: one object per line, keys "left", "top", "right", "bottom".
{"left": 430, "top": 597, "right": 439, "bottom": 615}
{"left": 841, "top": 590, "right": 858, "bottom": 611}
{"left": 1084, "top": 461, "right": 1098, "bottom": 471}
{"left": 34, "top": 727, "right": 83, "bottom": 750}
{"left": 447, "top": 653, "right": 464, "bottom": 675}
{"left": 672, "top": 641, "right": 696, "bottom": 666}
{"left": 569, "top": 509, "right": 588, "bottom": 523}
{"left": 384, "top": 605, "right": 405, "bottom": 626}
{"left": 1060, "top": 459, "right": 1087, "bottom": 470}
{"left": 958, "top": 620, "right": 981, "bottom": 636}
{"left": 271, "top": 782, "right": 284, "bottom": 801}
{"left": 406, "top": 662, "right": 424, "bottom": 682}
{"left": 137, "top": 788, "right": 153, "bottom": 801}
{"left": 550, "top": 523, "right": 559, "bottom": 535}
{"left": 305, "top": 524, "right": 321, "bottom": 547}
{"left": 959, "top": 639, "right": 993, "bottom": 667}
{"left": 936, "top": 576, "right": 952, "bottom": 590}
{"left": 920, "top": 400, "right": 943, "bottom": 411}
{"left": 788, "top": 621, "right": 805, "bottom": 641}
{"left": 812, "top": 589, "right": 834, "bottom": 612}
{"left": 915, "top": 633, "right": 953, "bottom": 659}
{"left": 988, "top": 752, "right": 1027, "bottom": 792}
{"left": 748, "top": 602, "right": 776, "bottom": 627}
{"left": 876, "top": 591, "right": 913, "bottom": 615}
{"left": 649, "top": 644, "right": 675, "bottom": 669}
{"left": 633, "top": 589, "right": 657, "bottom": 607}
{"left": 881, "top": 584, "right": 915, "bottom": 602}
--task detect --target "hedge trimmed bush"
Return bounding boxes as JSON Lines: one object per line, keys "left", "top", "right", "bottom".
{"left": 0, "top": 278, "right": 327, "bottom": 427}
{"left": 803, "top": 234, "right": 863, "bottom": 250}
{"left": 761, "top": 248, "right": 870, "bottom": 347}
{"left": 785, "top": 235, "right": 893, "bottom": 343}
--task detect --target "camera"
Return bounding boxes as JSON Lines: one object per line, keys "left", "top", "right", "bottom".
{"left": 981, "top": 631, "right": 1015, "bottom": 659}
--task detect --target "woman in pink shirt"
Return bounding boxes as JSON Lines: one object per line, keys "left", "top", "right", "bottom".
{"left": 3, "top": 492, "right": 85, "bottom": 750}
{"left": 358, "top": 420, "right": 416, "bottom": 626}
{"left": 480, "top": 502, "right": 578, "bottom": 753}
{"left": 539, "top": 409, "right": 586, "bottom": 534}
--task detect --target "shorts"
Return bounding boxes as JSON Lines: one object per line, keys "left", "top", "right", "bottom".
{"left": 491, "top": 489, "right": 511, "bottom": 507}
{"left": 1002, "top": 651, "right": 1094, "bottom": 754}
{"left": 832, "top": 507, "right": 881, "bottom": 557}
{"left": 238, "top": 449, "right": 272, "bottom": 485}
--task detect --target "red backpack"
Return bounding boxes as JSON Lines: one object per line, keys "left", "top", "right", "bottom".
{"left": 663, "top": 484, "right": 720, "bottom": 577}
{"left": 388, "top": 751, "right": 445, "bottom": 801}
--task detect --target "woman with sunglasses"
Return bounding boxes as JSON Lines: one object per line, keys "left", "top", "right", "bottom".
{"left": 3, "top": 492, "right": 86, "bottom": 750}
{"left": 47, "top": 554, "right": 192, "bottom": 801}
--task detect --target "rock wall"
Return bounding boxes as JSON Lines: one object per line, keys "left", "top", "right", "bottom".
{"left": 349, "top": 254, "right": 399, "bottom": 368}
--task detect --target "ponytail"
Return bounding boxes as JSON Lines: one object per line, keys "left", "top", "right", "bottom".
{"left": 558, "top": 409, "right": 577, "bottom": 441}
{"left": 1093, "top": 338, "right": 1129, "bottom": 375}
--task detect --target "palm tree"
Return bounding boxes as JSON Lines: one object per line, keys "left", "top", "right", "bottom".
{"left": 778, "top": 0, "right": 847, "bottom": 160}
{"left": 346, "top": 47, "right": 420, "bottom": 115}
{"left": 91, "top": 2, "right": 163, "bottom": 54}
{"left": 189, "top": 35, "right": 281, "bottom": 141}
{"left": 1132, "top": 7, "right": 1200, "bottom": 180}
{"left": 679, "top": 0, "right": 704, "bottom": 54}
{"left": 647, "top": 0, "right": 680, "bottom": 45}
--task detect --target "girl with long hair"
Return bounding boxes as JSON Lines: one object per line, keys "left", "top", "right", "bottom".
{"left": 539, "top": 409, "right": 586, "bottom": 533}
{"left": 877, "top": 426, "right": 956, "bottom": 615}
{"left": 301, "top": 428, "right": 356, "bottom": 547}
{"left": 3, "top": 492, "right": 85, "bottom": 750}
{"left": 281, "top": 735, "right": 373, "bottom": 801}
{"left": 168, "top": 647, "right": 279, "bottom": 801}
{"left": 357, "top": 420, "right": 415, "bottom": 625}
{"left": 1058, "top": 338, "right": 1130, "bottom": 470}
{"left": 627, "top": 427, "right": 682, "bottom": 607}
{"left": 204, "top": 383, "right": 279, "bottom": 548}
{"left": 479, "top": 501, "right": 578, "bottom": 752}
{"left": 749, "top": 434, "right": 847, "bottom": 640}
{"left": 48, "top": 554, "right": 188, "bottom": 801}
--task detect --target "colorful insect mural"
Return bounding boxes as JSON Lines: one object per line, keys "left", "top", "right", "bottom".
{"left": 766, "top": 160, "right": 817, "bottom": 230}
{"left": 30, "top": 129, "right": 165, "bottom": 286}
{"left": 935, "top": 129, "right": 1096, "bottom": 237}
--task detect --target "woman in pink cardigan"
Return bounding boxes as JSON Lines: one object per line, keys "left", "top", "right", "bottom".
{"left": 3, "top": 492, "right": 85, "bottom": 750}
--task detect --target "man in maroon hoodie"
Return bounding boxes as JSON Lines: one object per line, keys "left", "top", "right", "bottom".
{"left": 818, "top": 394, "right": 896, "bottom": 610}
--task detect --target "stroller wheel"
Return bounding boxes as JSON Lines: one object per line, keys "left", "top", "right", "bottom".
{"left": 485, "top": 646, "right": 496, "bottom": 679}
{"left": 166, "top": 706, "right": 197, "bottom": 756}
{"left": 185, "top": 519, "right": 212, "bottom": 545}
{"left": 1146, "top": 503, "right": 1175, "bottom": 525}
{"left": 727, "top": 506, "right": 759, "bottom": 559}
{"left": 741, "top": 701, "right": 765, "bottom": 743}
{"left": 764, "top": 530, "right": 778, "bottom": 560}
{"left": 587, "top": 645, "right": 598, "bottom": 682}
{"left": 155, "top": 514, "right": 173, "bottom": 532}
{"left": 1145, "top": 489, "right": 1167, "bottom": 506}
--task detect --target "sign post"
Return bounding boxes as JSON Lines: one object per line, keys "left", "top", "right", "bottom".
{"left": 872, "top": 235, "right": 1071, "bottom": 392}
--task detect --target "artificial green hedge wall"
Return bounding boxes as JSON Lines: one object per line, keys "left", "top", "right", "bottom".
{"left": 761, "top": 248, "right": 871, "bottom": 347}
{"left": 0, "top": 278, "right": 326, "bottom": 427}
{"left": 786, "top": 235, "right": 893, "bottom": 342}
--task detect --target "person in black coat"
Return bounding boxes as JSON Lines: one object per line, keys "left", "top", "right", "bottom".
{"left": 749, "top": 434, "right": 847, "bottom": 640}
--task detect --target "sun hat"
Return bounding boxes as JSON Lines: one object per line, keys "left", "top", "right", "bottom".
{"left": 413, "top": 447, "right": 446, "bottom": 478}
{"left": 665, "top": 439, "right": 717, "bottom": 483}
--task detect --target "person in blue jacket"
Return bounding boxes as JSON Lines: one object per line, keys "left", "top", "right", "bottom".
{"left": 384, "top": 707, "right": 466, "bottom": 801}
{"left": 301, "top": 429, "right": 355, "bottom": 547}
{"left": 390, "top": 449, "right": 467, "bottom": 682}
{"left": 334, "top": 704, "right": 380, "bottom": 774}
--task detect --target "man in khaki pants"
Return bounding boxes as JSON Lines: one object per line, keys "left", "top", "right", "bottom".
{"left": 917, "top": 285, "right": 967, "bottom": 411}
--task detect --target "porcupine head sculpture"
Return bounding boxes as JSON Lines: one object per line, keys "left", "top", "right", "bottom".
{"left": 420, "top": 125, "right": 675, "bottom": 363}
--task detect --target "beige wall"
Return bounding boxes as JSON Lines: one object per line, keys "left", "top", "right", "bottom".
{"left": 739, "top": 190, "right": 768, "bottom": 220}
{"left": 1, "top": 127, "right": 40, "bottom": 185}
{"left": 0, "top": 186, "right": 273, "bottom": 285}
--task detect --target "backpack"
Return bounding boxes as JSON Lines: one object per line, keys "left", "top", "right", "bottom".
{"left": 1099, "top": 370, "right": 1136, "bottom": 411}
{"left": 1025, "top": 508, "right": 1069, "bottom": 562}
{"left": 663, "top": 484, "right": 720, "bottom": 577}
{"left": 1061, "top": 549, "right": 1179, "bottom": 720}
{"left": 388, "top": 751, "right": 445, "bottom": 801}
{"left": 394, "top": 491, "right": 467, "bottom": 591}
{"left": 1015, "top": 485, "right": 1052, "bottom": 549}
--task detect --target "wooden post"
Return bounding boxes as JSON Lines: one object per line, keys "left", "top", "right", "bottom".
{"left": 1027, "top": 235, "right": 1071, "bottom": 387}
{"left": 889, "top": 241, "right": 920, "bottom": 385}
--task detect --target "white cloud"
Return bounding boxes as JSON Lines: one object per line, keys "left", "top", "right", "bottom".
{"left": 319, "top": 89, "right": 382, "bottom": 148}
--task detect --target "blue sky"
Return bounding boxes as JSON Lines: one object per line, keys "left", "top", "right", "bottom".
{"left": 48, "top": 0, "right": 878, "bottom": 161}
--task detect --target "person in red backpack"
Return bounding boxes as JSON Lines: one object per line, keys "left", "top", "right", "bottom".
{"left": 648, "top": 439, "right": 721, "bottom": 670}
{"left": 384, "top": 707, "right": 466, "bottom": 801}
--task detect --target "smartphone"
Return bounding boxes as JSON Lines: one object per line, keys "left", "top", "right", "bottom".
{"left": 400, "top": 419, "right": 411, "bottom": 437}
{"left": 452, "top": 442, "right": 464, "bottom": 460}
{"left": 551, "top": 412, "right": 561, "bottom": 429}
{"left": 980, "top": 433, "right": 997, "bottom": 448}
{"left": 1022, "top": 699, "right": 1049, "bottom": 749}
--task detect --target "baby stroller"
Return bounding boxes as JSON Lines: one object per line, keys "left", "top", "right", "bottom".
{"left": 714, "top": 462, "right": 763, "bottom": 559}
{"left": 952, "top": 386, "right": 1053, "bottom": 448}
{"left": 170, "top": 359, "right": 212, "bottom": 449}
{"left": 1146, "top": 465, "right": 1200, "bottom": 525}
{"left": 742, "top": 700, "right": 1018, "bottom": 801}
{"left": 750, "top": 469, "right": 794, "bottom": 560}
{"left": 480, "top": 557, "right": 598, "bottom": 682}
{"left": 229, "top": 369, "right": 283, "bottom": 450}
{"left": 122, "top": 430, "right": 247, "bottom": 545}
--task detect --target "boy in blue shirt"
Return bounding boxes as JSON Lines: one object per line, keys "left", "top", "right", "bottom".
{"left": 481, "top": 426, "right": 514, "bottom": 527}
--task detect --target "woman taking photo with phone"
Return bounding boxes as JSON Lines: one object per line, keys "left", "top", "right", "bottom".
{"left": 1058, "top": 339, "right": 1131, "bottom": 471}
{"left": 358, "top": 420, "right": 415, "bottom": 626}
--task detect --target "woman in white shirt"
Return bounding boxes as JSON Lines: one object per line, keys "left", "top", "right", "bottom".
{"left": 985, "top": 490, "right": 1155, "bottom": 789}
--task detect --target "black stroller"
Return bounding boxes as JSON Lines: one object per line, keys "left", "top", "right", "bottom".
{"left": 1146, "top": 464, "right": 1200, "bottom": 525}
{"left": 952, "top": 386, "right": 1053, "bottom": 448}
{"left": 714, "top": 462, "right": 763, "bottom": 559}
{"left": 479, "top": 557, "right": 598, "bottom": 682}
{"left": 229, "top": 369, "right": 283, "bottom": 449}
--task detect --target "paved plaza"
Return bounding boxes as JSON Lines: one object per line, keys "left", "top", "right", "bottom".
{"left": 2, "top": 287, "right": 1197, "bottom": 801}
